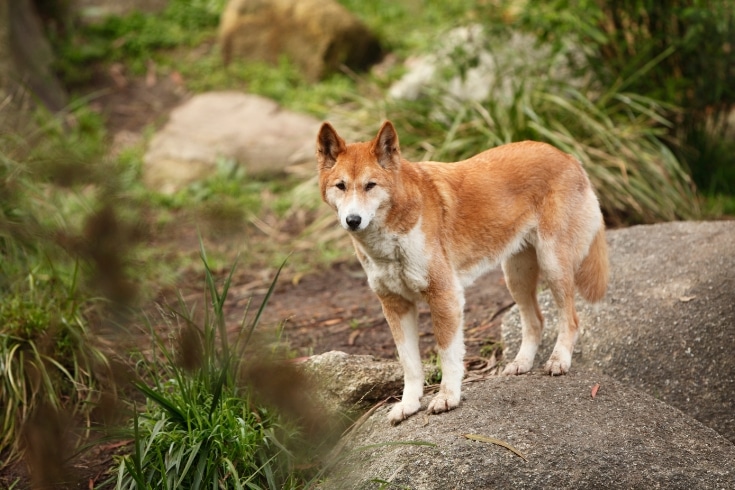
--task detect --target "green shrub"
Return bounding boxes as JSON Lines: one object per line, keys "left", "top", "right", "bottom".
{"left": 518, "top": 0, "right": 735, "bottom": 197}
{"left": 370, "top": 26, "right": 700, "bottom": 223}
{"left": 116, "top": 248, "right": 325, "bottom": 489}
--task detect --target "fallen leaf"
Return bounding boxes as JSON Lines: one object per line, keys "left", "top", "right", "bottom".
{"left": 347, "top": 329, "right": 361, "bottom": 346}
{"left": 591, "top": 383, "right": 600, "bottom": 399}
{"left": 317, "top": 318, "right": 342, "bottom": 327}
{"left": 291, "top": 272, "right": 304, "bottom": 285}
{"left": 462, "top": 433, "right": 527, "bottom": 461}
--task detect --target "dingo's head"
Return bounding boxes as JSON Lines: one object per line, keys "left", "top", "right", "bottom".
{"left": 316, "top": 121, "right": 401, "bottom": 233}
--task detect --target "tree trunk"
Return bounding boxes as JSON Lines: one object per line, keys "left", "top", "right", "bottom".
{"left": 0, "top": 0, "right": 68, "bottom": 131}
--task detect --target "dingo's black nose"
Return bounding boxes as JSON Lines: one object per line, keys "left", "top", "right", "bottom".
{"left": 346, "top": 215, "right": 362, "bottom": 230}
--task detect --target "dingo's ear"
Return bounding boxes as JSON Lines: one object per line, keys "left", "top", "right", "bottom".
{"left": 316, "top": 122, "right": 346, "bottom": 170}
{"left": 372, "top": 120, "right": 401, "bottom": 169}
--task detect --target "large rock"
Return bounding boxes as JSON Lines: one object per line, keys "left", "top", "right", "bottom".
{"left": 325, "top": 374, "right": 735, "bottom": 489}
{"left": 503, "top": 221, "right": 735, "bottom": 442}
{"left": 218, "top": 0, "right": 383, "bottom": 81}
{"left": 319, "top": 221, "right": 735, "bottom": 488}
{"left": 142, "top": 92, "right": 320, "bottom": 194}
{"left": 301, "top": 351, "right": 404, "bottom": 414}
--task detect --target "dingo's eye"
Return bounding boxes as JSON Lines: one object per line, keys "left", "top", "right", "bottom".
{"left": 335, "top": 182, "right": 346, "bottom": 191}
{"left": 365, "top": 182, "right": 377, "bottom": 191}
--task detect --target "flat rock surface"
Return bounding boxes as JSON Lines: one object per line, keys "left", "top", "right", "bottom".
{"left": 503, "top": 221, "right": 735, "bottom": 442}
{"left": 326, "top": 373, "right": 735, "bottom": 489}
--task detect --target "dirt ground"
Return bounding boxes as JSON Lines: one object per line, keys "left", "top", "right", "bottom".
{"left": 226, "top": 260, "right": 512, "bottom": 360}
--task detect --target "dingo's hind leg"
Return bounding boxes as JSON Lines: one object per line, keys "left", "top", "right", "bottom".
{"left": 502, "top": 245, "right": 543, "bottom": 375}
{"left": 537, "top": 242, "right": 579, "bottom": 375}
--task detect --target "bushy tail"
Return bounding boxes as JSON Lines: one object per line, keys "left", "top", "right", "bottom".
{"left": 575, "top": 225, "right": 609, "bottom": 303}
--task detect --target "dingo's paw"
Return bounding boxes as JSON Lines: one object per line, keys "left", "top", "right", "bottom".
{"left": 502, "top": 358, "right": 533, "bottom": 376}
{"left": 544, "top": 352, "right": 571, "bottom": 376}
{"left": 427, "top": 392, "right": 460, "bottom": 415}
{"left": 387, "top": 400, "right": 421, "bottom": 425}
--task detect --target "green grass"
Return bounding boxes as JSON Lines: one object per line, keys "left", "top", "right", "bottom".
{"left": 0, "top": 110, "right": 115, "bottom": 467}
{"left": 324, "top": 24, "right": 702, "bottom": 224}
{"left": 57, "top": 0, "right": 226, "bottom": 82}
{"left": 115, "top": 246, "right": 327, "bottom": 489}
{"left": 515, "top": 0, "right": 735, "bottom": 210}
{"left": 0, "top": 274, "right": 107, "bottom": 466}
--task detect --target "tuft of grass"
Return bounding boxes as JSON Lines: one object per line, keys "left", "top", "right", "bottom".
{"left": 352, "top": 26, "right": 702, "bottom": 224}
{"left": 0, "top": 107, "right": 116, "bottom": 467}
{"left": 515, "top": 0, "right": 735, "bottom": 210}
{"left": 56, "top": 0, "right": 227, "bottom": 82}
{"left": 0, "top": 272, "right": 111, "bottom": 467}
{"left": 115, "top": 244, "right": 327, "bottom": 489}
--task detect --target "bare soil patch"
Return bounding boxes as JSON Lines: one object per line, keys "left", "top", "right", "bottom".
{"left": 225, "top": 260, "right": 512, "bottom": 360}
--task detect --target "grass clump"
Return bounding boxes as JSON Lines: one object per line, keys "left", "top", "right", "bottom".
{"left": 0, "top": 270, "right": 108, "bottom": 467}
{"left": 363, "top": 25, "right": 701, "bottom": 223}
{"left": 516, "top": 0, "right": 735, "bottom": 209}
{"left": 116, "top": 246, "right": 326, "bottom": 489}
{"left": 0, "top": 108, "right": 117, "bottom": 468}
{"left": 57, "top": 0, "right": 227, "bottom": 81}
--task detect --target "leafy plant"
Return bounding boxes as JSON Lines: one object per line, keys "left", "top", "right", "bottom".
{"left": 517, "top": 0, "right": 735, "bottom": 198}
{"left": 116, "top": 245, "right": 325, "bottom": 489}
{"left": 366, "top": 26, "right": 701, "bottom": 223}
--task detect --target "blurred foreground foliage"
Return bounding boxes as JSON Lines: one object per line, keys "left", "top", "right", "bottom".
{"left": 0, "top": 107, "right": 127, "bottom": 470}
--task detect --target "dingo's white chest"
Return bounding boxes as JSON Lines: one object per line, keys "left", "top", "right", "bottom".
{"left": 354, "top": 220, "right": 429, "bottom": 300}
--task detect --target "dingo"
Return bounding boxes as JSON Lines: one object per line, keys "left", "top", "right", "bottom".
{"left": 316, "top": 121, "right": 608, "bottom": 424}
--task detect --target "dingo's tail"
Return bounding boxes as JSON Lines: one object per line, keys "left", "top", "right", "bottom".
{"left": 575, "top": 225, "right": 609, "bottom": 303}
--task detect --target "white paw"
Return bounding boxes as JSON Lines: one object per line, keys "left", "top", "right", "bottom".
{"left": 502, "top": 357, "right": 534, "bottom": 376}
{"left": 427, "top": 391, "right": 460, "bottom": 415}
{"left": 387, "top": 400, "right": 421, "bottom": 425}
{"left": 544, "top": 352, "right": 571, "bottom": 376}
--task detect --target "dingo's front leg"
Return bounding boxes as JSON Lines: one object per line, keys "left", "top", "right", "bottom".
{"left": 425, "top": 283, "right": 465, "bottom": 415}
{"left": 379, "top": 294, "right": 423, "bottom": 425}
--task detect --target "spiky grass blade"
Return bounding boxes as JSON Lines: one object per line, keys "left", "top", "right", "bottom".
{"left": 117, "top": 249, "right": 321, "bottom": 489}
